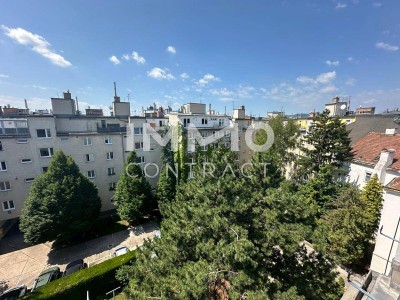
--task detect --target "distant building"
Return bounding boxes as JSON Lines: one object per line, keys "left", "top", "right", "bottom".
{"left": 356, "top": 106, "right": 376, "bottom": 115}
{"left": 324, "top": 96, "right": 349, "bottom": 117}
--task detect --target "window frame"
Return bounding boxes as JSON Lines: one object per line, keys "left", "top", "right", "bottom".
{"left": 2, "top": 200, "right": 15, "bottom": 211}
{"left": 40, "top": 148, "right": 54, "bottom": 158}
{"left": 83, "top": 137, "right": 92, "bottom": 146}
{"left": 36, "top": 128, "right": 51, "bottom": 138}
{"left": 87, "top": 170, "right": 96, "bottom": 178}
{"left": 0, "top": 181, "right": 11, "bottom": 191}
{"left": 0, "top": 161, "right": 7, "bottom": 171}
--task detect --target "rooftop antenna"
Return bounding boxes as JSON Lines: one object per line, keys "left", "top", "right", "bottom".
{"left": 114, "top": 82, "right": 117, "bottom": 97}
{"left": 24, "top": 99, "right": 28, "bottom": 109}
{"left": 127, "top": 94, "right": 130, "bottom": 102}
{"left": 75, "top": 97, "right": 80, "bottom": 114}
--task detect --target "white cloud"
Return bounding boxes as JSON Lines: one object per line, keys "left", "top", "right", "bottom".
{"left": 326, "top": 60, "right": 340, "bottom": 66}
{"left": 180, "top": 73, "right": 190, "bottom": 80}
{"left": 347, "top": 56, "right": 354, "bottom": 61}
{"left": 1, "top": 25, "right": 72, "bottom": 67}
{"left": 296, "top": 76, "right": 314, "bottom": 84}
{"left": 166, "top": 46, "right": 176, "bottom": 54}
{"left": 0, "top": 74, "right": 9, "bottom": 78}
{"left": 297, "top": 71, "right": 336, "bottom": 85}
{"left": 376, "top": 42, "right": 399, "bottom": 51}
{"left": 109, "top": 55, "right": 121, "bottom": 65}
{"left": 122, "top": 54, "right": 130, "bottom": 61}
{"left": 335, "top": 2, "right": 347, "bottom": 9}
{"left": 147, "top": 68, "right": 175, "bottom": 80}
{"left": 197, "top": 74, "right": 220, "bottom": 86}
{"left": 131, "top": 51, "right": 145, "bottom": 64}
{"left": 319, "top": 85, "right": 338, "bottom": 94}
{"left": 316, "top": 71, "right": 336, "bottom": 84}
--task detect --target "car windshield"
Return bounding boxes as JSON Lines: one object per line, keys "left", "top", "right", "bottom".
{"left": 115, "top": 247, "right": 128, "bottom": 255}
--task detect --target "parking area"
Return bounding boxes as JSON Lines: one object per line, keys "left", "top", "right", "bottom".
{"left": 0, "top": 221, "right": 159, "bottom": 290}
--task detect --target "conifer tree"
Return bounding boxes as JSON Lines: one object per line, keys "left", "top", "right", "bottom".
{"left": 114, "top": 151, "right": 154, "bottom": 224}
{"left": 19, "top": 150, "right": 101, "bottom": 244}
{"left": 361, "top": 174, "right": 384, "bottom": 240}
{"left": 297, "top": 109, "right": 351, "bottom": 176}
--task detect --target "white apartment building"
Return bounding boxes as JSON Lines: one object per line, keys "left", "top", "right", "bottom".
{"left": 347, "top": 129, "right": 400, "bottom": 276}
{"left": 0, "top": 90, "right": 258, "bottom": 236}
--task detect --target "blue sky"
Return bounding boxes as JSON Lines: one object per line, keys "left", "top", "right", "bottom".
{"left": 0, "top": 0, "right": 399, "bottom": 116}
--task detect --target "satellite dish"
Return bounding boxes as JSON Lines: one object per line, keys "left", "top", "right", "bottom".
{"left": 340, "top": 104, "right": 347, "bottom": 110}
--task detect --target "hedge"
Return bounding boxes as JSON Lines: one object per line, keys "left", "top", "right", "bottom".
{"left": 24, "top": 250, "right": 136, "bottom": 300}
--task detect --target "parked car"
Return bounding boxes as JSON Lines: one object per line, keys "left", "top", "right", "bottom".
{"left": 0, "top": 285, "right": 26, "bottom": 300}
{"left": 112, "top": 246, "right": 129, "bottom": 257}
{"left": 31, "top": 266, "right": 60, "bottom": 291}
{"left": 63, "top": 259, "right": 86, "bottom": 277}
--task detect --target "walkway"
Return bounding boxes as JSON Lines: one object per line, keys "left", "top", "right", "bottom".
{"left": 0, "top": 221, "right": 159, "bottom": 290}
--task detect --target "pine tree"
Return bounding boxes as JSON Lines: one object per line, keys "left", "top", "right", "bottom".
{"left": 156, "top": 139, "right": 177, "bottom": 214}
{"left": 297, "top": 110, "right": 351, "bottom": 176}
{"left": 361, "top": 174, "right": 384, "bottom": 240}
{"left": 118, "top": 146, "right": 343, "bottom": 300}
{"left": 114, "top": 151, "right": 154, "bottom": 224}
{"left": 19, "top": 150, "right": 101, "bottom": 244}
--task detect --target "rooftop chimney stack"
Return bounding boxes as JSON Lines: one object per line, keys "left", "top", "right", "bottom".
{"left": 373, "top": 149, "right": 396, "bottom": 183}
{"left": 63, "top": 90, "right": 72, "bottom": 99}
{"left": 113, "top": 82, "right": 120, "bottom": 103}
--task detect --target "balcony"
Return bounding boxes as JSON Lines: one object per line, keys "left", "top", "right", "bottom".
{"left": 0, "top": 127, "right": 30, "bottom": 137}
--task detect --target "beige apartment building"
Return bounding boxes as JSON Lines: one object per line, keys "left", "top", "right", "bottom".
{"left": 0, "top": 91, "right": 257, "bottom": 235}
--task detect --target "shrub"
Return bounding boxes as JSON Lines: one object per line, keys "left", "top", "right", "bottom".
{"left": 24, "top": 250, "right": 136, "bottom": 300}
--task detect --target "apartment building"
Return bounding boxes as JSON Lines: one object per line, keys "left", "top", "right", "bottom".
{"left": 0, "top": 89, "right": 261, "bottom": 235}
{"left": 0, "top": 91, "right": 169, "bottom": 234}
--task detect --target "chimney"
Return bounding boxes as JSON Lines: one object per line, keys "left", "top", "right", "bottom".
{"left": 24, "top": 99, "right": 29, "bottom": 109}
{"left": 113, "top": 82, "right": 120, "bottom": 103}
{"left": 63, "top": 90, "right": 72, "bottom": 99}
{"left": 332, "top": 96, "right": 340, "bottom": 104}
{"left": 386, "top": 128, "right": 398, "bottom": 135}
{"left": 373, "top": 149, "right": 395, "bottom": 183}
{"left": 209, "top": 103, "right": 211, "bottom": 114}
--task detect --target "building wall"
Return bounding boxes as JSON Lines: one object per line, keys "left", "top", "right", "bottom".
{"left": 370, "top": 189, "right": 400, "bottom": 275}
{"left": 0, "top": 115, "right": 165, "bottom": 222}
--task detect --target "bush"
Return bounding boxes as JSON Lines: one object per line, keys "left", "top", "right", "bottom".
{"left": 24, "top": 250, "right": 136, "bottom": 300}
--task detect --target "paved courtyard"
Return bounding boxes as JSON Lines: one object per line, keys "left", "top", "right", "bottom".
{"left": 0, "top": 221, "right": 159, "bottom": 290}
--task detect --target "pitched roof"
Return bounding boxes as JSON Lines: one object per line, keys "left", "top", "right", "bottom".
{"left": 351, "top": 132, "right": 400, "bottom": 170}
{"left": 386, "top": 177, "right": 400, "bottom": 192}
{"left": 346, "top": 115, "right": 400, "bottom": 145}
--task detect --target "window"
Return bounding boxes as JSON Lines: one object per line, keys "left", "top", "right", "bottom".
{"left": 42, "top": 167, "right": 48, "bottom": 173}
{"left": 0, "top": 161, "right": 6, "bottom": 171}
{"left": 0, "top": 141, "right": 2, "bottom": 151}
{"left": 2, "top": 200, "right": 14, "bottom": 211}
{"left": 201, "top": 118, "right": 208, "bottom": 125}
{"left": 85, "top": 153, "right": 94, "bottom": 162}
{"left": 106, "top": 152, "right": 114, "bottom": 160}
{"left": 365, "top": 171, "right": 372, "bottom": 182}
{"left": 219, "top": 119, "right": 224, "bottom": 126}
{"left": 134, "top": 127, "right": 143, "bottom": 135}
{"left": 136, "top": 156, "right": 145, "bottom": 164}
{"left": 87, "top": 170, "right": 96, "bottom": 178}
{"left": 159, "top": 120, "right": 164, "bottom": 127}
{"left": 105, "top": 136, "right": 113, "bottom": 144}
{"left": 108, "top": 167, "right": 116, "bottom": 176}
{"left": 40, "top": 148, "right": 54, "bottom": 157}
{"left": 183, "top": 118, "right": 190, "bottom": 127}
{"left": 0, "top": 181, "right": 11, "bottom": 191}
{"left": 83, "top": 137, "right": 92, "bottom": 146}
{"left": 201, "top": 145, "right": 207, "bottom": 151}
{"left": 36, "top": 129, "right": 51, "bottom": 138}
{"left": 25, "top": 178, "right": 35, "bottom": 183}
{"left": 135, "top": 142, "right": 143, "bottom": 150}
{"left": 109, "top": 182, "right": 117, "bottom": 191}
{"left": 21, "top": 159, "right": 32, "bottom": 164}
{"left": 101, "top": 120, "right": 106, "bottom": 128}
{"left": 17, "top": 139, "right": 28, "bottom": 144}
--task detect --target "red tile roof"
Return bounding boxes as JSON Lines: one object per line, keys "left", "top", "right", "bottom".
{"left": 351, "top": 132, "right": 400, "bottom": 170}
{"left": 386, "top": 177, "right": 400, "bottom": 192}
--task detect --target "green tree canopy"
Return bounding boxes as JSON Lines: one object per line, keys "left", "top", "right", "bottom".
{"left": 114, "top": 151, "right": 154, "bottom": 224}
{"left": 19, "top": 150, "right": 101, "bottom": 244}
{"left": 118, "top": 146, "right": 343, "bottom": 299}
{"left": 296, "top": 110, "right": 351, "bottom": 177}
